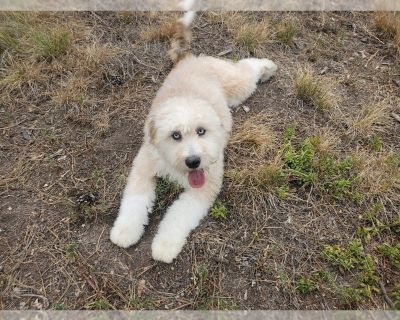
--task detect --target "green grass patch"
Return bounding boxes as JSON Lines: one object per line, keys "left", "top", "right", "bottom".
{"left": 129, "top": 297, "right": 155, "bottom": 310}
{"left": 377, "top": 243, "right": 400, "bottom": 268}
{"left": 66, "top": 242, "right": 77, "bottom": 258}
{"left": 276, "top": 20, "right": 298, "bottom": 45}
{"left": 296, "top": 277, "right": 315, "bottom": 294}
{"left": 369, "top": 135, "right": 383, "bottom": 152}
{"left": 32, "top": 30, "right": 70, "bottom": 60}
{"left": 210, "top": 200, "right": 227, "bottom": 220}
{"left": 322, "top": 239, "right": 379, "bottom": 286}
{"left": 293, "top": 68, "right": 332, "bottom": 110}
{"left": 85, "top": 299, "right": 111, "bottom": 310}
{"left": 52, "top": 303, "right": 67, "bottom": 310}
{"left": 280, "top": 128, "right": 360, "bottom": 200}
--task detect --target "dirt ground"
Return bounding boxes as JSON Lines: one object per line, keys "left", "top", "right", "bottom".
{"left": 0, "top": 12, "right": 399, "bottom": 310}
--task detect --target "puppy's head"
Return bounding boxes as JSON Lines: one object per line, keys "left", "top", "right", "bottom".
{"left": 145, "top": 97, "right": 228, "bottom": 188}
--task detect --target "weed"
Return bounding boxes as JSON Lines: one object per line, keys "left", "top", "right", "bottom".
{"left": 377, "top": 243, "right": 400, "bottom": 268}
{"left": 229, "top": 114, "right": 277, "bottom": 157}
{"left": 322, "top": 239, "right": 378, "bottom": 287}
{"left": 282, "top": 137, "right": 316, "bottom": 185}
{"left": 0, "top": 25, "right": 20, "bottom": 53}
{"left": 336, "top": 287, "right": 366, "bottom": 304}
{"left": 226, "top": 163, "right": 286, "bottom": 194}
{"left": 322, "top": 240, "right": 362, "bottom": 271}
{"left": 356, "top": 203, "right": 386, "bottom": 242}
{"left": 296, "top": 277, "right": 315, "bottom": 294}
{"left": 210, "top": 200, "right": 227, "bottom": 220}
{"left": 66, "top": 242, "right": 77, "bottom": 258}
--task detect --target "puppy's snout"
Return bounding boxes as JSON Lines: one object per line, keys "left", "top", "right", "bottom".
{"left": 185, "top": 155, "right": 201, "bottom": 169}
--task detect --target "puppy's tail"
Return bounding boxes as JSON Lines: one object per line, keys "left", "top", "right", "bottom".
{"left": 168, "top": 0, "right": 196, "bottom": 63}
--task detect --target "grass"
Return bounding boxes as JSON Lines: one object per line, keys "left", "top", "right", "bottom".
{"left": 66, "top": 242, "right": 77, "bottom": 258}
{"left": 129, "top": 297, "right": 155, "bottom": 310}
{"left": 393, "top": 284, "right": 400, "bottom": 310}
{"left": 351, "top": 100, "right": 389, "bottom": 138}
{"left": 210, "top": 200, "right": 227, "bottom": 220}
{"left": 52, "top": 303, "right": 67, "bottom": 310}
{"left": 154, "top": 177, "right": 182, "bottom": 210}
{"left": 228, "top": 127, "right": 362, "bottom": 201}
{"left": 85, "top": 299, "right": 111, "bottom": 310}
{"left": 140, "top": 15, "right": 178, "bottom": 42}
{"left": 296, "top": 277, "right": 315, "bottom": 294}
{"left": 369, "top": 135, "right": 383, "bottom": 152}
{"left": 229, "top": 114, "right": 277, "bottom": 157}
{"left": 31, "top": 30, "right": 71, "bottom": 60}
{"left": 1, "top": 11, "right": 400, "bottom": 311}
{"left": 377, "top": 243, "right": 400, "bottom": 268}
{"left": 276, "top": 20, "right": 298, "bottom": 45}
{"left": 222, "top": 14, "right": 270, "bottom": 54}
{"left": 293, "top": 67, "right": 333, "bottom": 111}
{"left": 322, "top": 239, "right": 379, "bottom": 285}
{"left": 374, "top": 12, "right": 400, "bottom": 50}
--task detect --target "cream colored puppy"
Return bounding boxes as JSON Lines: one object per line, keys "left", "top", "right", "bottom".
{"left": 110, "top": 7, "right": 277, "bottom": 263}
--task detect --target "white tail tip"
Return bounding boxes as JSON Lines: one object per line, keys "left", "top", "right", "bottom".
{"left": 179, "top": 11, "right": 196, "bottom": 27}
{"left": 178, "top": 0, "right": 196, "bottom": 11}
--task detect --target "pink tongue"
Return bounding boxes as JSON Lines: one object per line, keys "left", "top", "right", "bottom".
{"left": 188, "top": 169, "right": 205, "bottom": 188}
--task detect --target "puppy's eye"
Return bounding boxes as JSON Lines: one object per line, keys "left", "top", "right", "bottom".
{"left": 196, "top": 127, "right": 206, "bottom": 136}
{"left": 171, "top": 131, "right": 182, "bottom": 141}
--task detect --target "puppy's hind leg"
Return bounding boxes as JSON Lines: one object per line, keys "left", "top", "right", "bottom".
{"left": 216, "top": 57, "right": 277, "bottom": 107}
{"left": 239, "top": 58, "right": 278, "bottom": 83}
{"left": 110, "top": 145, "right": 156, "bottom": 248}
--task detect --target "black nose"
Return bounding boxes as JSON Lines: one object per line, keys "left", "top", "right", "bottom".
{"left": 185, "top": 156, "right": 201, "bottom": 169}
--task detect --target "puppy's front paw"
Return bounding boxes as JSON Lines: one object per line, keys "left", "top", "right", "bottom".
{"left": 151, "top": 236, "right": 184, "bottom": 263}
{"left": 110, "top": 220, "right": 144, "bottom": 248}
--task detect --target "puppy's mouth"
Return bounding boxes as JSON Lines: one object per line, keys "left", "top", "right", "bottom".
{"left": 188, "top": 169, "right": 205, "bottom": 188}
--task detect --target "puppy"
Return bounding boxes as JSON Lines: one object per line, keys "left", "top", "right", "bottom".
{"left": 110, "top": 5, "right": 277, "bottom": 263}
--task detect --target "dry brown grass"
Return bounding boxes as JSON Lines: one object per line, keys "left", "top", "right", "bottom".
{"left": 309, "top": 129, "right": 339, "bottom": 155}
{"left": 140, "top": 14, "right": 178, "bottom": 42}
{"left": 356, "top": 151, "right": 400, "bottom": 198}
{"left": 293, "top": 67, "right": 334, "bottom": 111}
{"left": 0, "top": 59, "right": 46, "bottom": 92}
{"left": 374, "top": 12, "right": 400, "bottom": 50}
{"left": 228, "top": 113, "right": 277, "bottom": 158}
{"left": 209, "top": 13, "right": 271, "bottom": 54}
{"left": 351, "top": 100, "right": 390, "bottom": 137}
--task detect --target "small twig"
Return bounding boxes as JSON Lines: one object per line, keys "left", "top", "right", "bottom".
{"left": 361, "top": 24, "right": 385, "bottom": 45}
{"left": 379, "top": 281, "right": 395, "bottom": 309}
{"left": 391, "top": 112, "right": 400, "bottom": 124}
{"left": 217, "top": 48, "right": 233, "bottom": 56}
